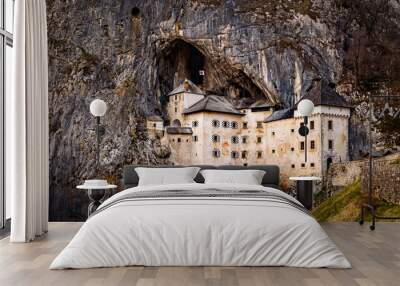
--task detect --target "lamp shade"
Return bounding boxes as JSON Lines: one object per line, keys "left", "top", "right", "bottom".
{"left": 297, "top": 99, "right": 314, "bottom": 116}
{"left": 90, "top": 99, "right": 107, "bottom": 117}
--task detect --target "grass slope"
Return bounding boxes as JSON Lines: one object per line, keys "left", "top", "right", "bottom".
{"left": 312, "top": 180, "right": 400, "bottom": 222}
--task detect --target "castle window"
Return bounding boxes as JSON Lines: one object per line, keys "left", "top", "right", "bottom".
{"left": 272, "top": 131, "right": 275, "bottom": 136}
{"left": 257, "top": 136, "right": 262, "bottom": 143}
{"left": 193, "top": 135, "right": 198, "bottom": 142}
{"left": 328, "top": 120, "right": 333, "bottom": 130}
{"left": 291, "top": 147, "right": 295, "bottom": 151}
{"left": 243, "top": 163, "right": 248, "bottom": 166}
{"left": 241, "top": 151, "right": 247, "bottom": 159}
{"left": 192, "top": 120, "right": 199, "bottom": 127}
{"left": 212, "top": 149, "right": 221, "bottom": 158}
{"left": 231, "top": 151, "right": 239, "bottom": 159}
{"left": 212, "top": 134, "right": 220, "bottom": 142}
{"left": 231, "top": 136, "right": 239, "bottom": 144}
{"left": 291, "top": 129, "right": 295, "bottom": 133}
{"left": 310, "top": 163, "right": 315, "bottom": 168}
{"left": 243, "top": 122, "right": 248, "bottom": 129}
{"left": 272, "top": 149, "right": 275, "bottom": 154}
{"left": 153, "top": 123, "right": 156, "bottom": 128}
{"left": 310, "top": 140, "right": 315, "bottom": 149}
{"left": 256, "top": 121, "right": 263, "bottom": 129}
{"left": 301, "top": 163, "right": 305, "bottom": 168}
{"left": 212, "top": 120, "right": 220, "bottom": 128}
{"left": 175, "top": 95, "right": 177, "bottom": 101}
{"left": 174, "top": 107, "right": 177, "bottom": 113}
{"left": 177, "top": 138, "right": 181, "bottom": 143}
{"left": 257, "top": 151, "right": 263, "bottom": 158}
{"left": 300, "top": 141, "right": 305, "bottom": 151}
{"left": 328, "top": 140, "right": 334, "bottom": 150}
{"left": 242, "top": 136, "right": 248, "bottom": 144}
{"left": 310, "top": 120, "right": 315, "bottom": 130}
{"left": 291, "top": 164, "right": 295, "bottom": 169}
{"left": 222, "top": 121, "right": 230, "bottom": 128}
{"left": 231, "top": 121, "right": 238, "bottom": 129}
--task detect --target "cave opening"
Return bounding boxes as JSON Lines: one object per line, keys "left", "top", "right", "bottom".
{"left": 131, "top": 7, "right": 140, "bottom": 17}
{"left": 156, "top": 39, "right": 270, "bottom": 109}
{"left": 158, "top": 40, "right": 205, "bottom": 88}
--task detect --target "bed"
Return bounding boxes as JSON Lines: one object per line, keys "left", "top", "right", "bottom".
{"left": 50, "top": 165, "right": 350, "bottom": 269}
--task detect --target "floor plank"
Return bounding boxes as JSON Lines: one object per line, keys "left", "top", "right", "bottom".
{"left": 0, "top": 222, "right": 399, "bottom": 286}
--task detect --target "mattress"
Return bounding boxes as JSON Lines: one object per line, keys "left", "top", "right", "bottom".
{"left": 50, "top": 183, "right": 350, "bottom": 269}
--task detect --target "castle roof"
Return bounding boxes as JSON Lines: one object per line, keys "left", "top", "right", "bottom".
{"left": 236, "top": 98, "right": 274, "bottom": 110}
{"left": 249, "top": 99, "right": 275, "bottom": 110}
{"left": 297, "top": 80, "right": 351, "bottom": 108}
{"left": 264, "top": 108, "right": 294, "bottom": 123}
{"left": 166, "top": 126, "right": 193, "bottom": 135}
{"left": 146, "top": 115, "right": 163, "bottom": 122}
{"left": 168, "top": 79, "right": 205, "bottom": 96}
{"left": 183, "top": 95, "right": 243, "bottom": 116}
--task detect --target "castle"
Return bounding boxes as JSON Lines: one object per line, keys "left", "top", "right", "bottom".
{"left": 147, "top": 79, "right": 351, "bottom": 184}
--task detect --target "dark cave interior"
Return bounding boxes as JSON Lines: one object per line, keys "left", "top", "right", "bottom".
{"left": 156, "top": 39, "right": 268, "bottom": 108}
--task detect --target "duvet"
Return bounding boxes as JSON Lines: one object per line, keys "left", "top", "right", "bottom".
{"left": 50, "top": 183, "right": 351, "bottom": 269}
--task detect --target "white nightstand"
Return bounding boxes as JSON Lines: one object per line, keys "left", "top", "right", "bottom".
{"left": 76, "top": 184, "right": 117, "bottom": 217}
{"left": 289, "top": 177, "right": 321, "bottom": 210}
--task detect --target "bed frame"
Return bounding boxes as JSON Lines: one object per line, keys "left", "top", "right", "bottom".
{"left": 123, "top": 165, "right": 280, "bottom": 189}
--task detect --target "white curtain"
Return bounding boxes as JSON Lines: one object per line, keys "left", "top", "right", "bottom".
{"left": 9, "top": 0, "right": 49, "bottom": 242}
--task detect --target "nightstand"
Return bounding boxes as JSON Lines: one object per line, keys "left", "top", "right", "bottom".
{"left": 289, "top": 177, "right": 321, "bottom": 210}
{"left": 76, "top": 184, "right": 117, "bottom": 217}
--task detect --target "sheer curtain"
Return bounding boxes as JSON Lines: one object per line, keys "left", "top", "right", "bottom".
{"left": 9, "top": 0, "right": 49, "bottom": 242}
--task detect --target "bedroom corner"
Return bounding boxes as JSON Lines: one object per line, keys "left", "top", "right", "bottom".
{"left": 0, "top": 0, "right": 399, "bottom": 285}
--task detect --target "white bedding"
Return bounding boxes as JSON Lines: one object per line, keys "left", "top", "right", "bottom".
{"left": 50, "top": 183, "right": 351, "bottom": 269}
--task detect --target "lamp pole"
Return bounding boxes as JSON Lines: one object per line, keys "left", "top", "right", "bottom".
{"left": 90, "top": 99, "right": 107, "bottom": 176}
{"left": 96, "top": 116, "right": 101, "bottom": 172}
{"left": 297, "top": 99, "right": 314, "bottom": 163}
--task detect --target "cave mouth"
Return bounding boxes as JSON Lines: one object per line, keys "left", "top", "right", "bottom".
{"left": 158, "top": 40, "right": 205, "bottom": 88}
{"left": 156, "top": 39, "right": 267, "bottom": 106}
{"left": 131, "top": 7, "right": 140, "bottom": 17}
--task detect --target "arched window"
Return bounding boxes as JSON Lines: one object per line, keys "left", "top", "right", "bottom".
{"left": 212, "top": 149, "right": 221, "bottom": 158}
{"left": 212, "top": 120, "right": 220, "bottom": 128}
{"left": 172, "top": 119, "right": 181, "bottom": 127}
{"left": 327, "top": 157, "right": 333, "bottom": 170}
{"left": 231, "top": 151, "right": 239, "bottom": 159}
{"left": 192, "top": 120, "right": 199, "bottom": 127}
{"left": 231, "top": 121, "right": 238, "bottom": 129}
{"left": 211, "top": 134, "right": 220, "bottom": 142}
{"left": 231, "top": 136, "right": 239, "bottom": 144}
{"left": 222, "top": 121, "right": 230, "bottom": 128}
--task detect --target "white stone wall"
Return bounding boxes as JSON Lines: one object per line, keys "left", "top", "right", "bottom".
{"left": 163, "top": 91, "right": 351, "bottom": 187}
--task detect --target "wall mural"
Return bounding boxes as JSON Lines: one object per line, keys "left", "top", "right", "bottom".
{"left": 46, "top": 0, "right": 400, "bottom": 221}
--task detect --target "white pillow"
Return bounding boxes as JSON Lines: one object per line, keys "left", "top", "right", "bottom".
{"left": 200, "top": 169, "right": 266, "bottom": 185}
{"left": 135, "top": 167, "right": 201, "bottom": 186}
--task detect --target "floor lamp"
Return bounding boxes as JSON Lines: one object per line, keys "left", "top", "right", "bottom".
{"left": 359, "top": 94, "right": 400, "bottom": 230}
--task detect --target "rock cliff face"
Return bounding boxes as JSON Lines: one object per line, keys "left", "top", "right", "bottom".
{"left": 46, "top": 0, "right": 400, "bottom": 220}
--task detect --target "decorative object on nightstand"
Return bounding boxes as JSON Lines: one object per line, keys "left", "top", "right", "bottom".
{"left": 77, "top": 180, "right": 117, "bottom": 217}
{"left": 289, "top": 176, "right": 321, "bottom": 210}
{"left": 297, "top": 99, "right": 315, "bottom": 162}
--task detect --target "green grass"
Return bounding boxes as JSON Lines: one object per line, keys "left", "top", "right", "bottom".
{"left": 312, "top": 180, "right": 400, "bottom": 221}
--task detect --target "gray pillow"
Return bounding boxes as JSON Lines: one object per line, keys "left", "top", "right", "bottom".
{"left": 135, "top": 167, "right": 201, "bottom": 186}
{"left": 200, "top": 169, "right": 266, "bottom": 185}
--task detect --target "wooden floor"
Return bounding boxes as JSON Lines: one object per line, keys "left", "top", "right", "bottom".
{"left": 0, "top": 222, "right": 399, "bottom": 286}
